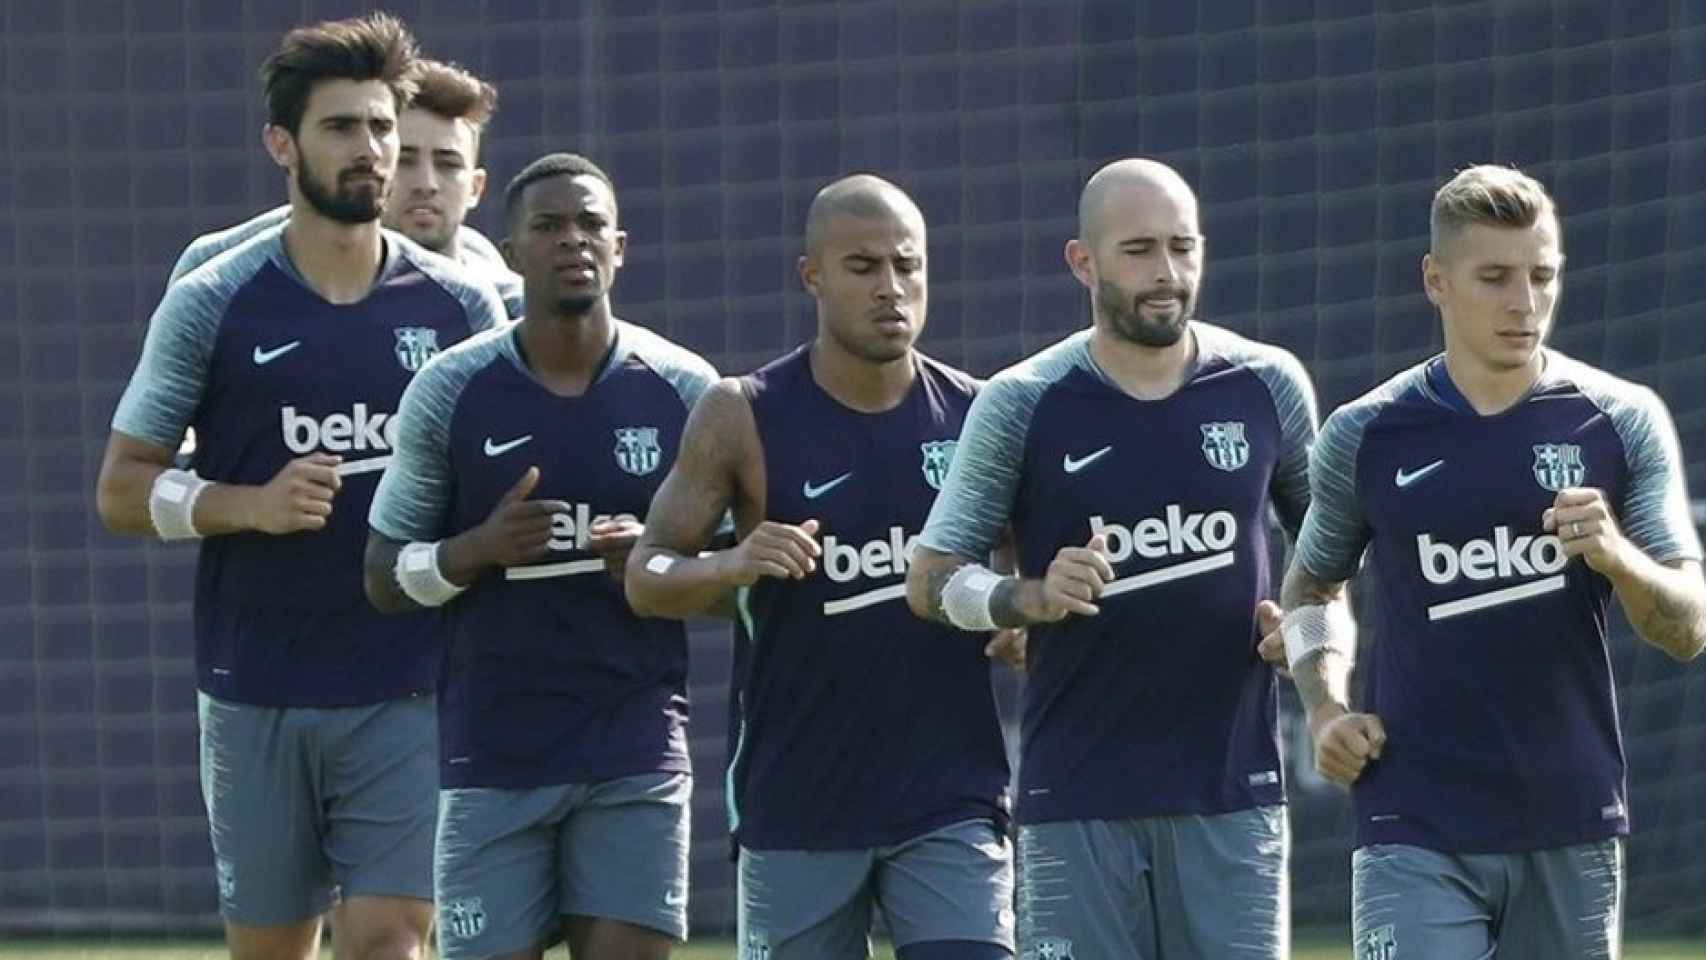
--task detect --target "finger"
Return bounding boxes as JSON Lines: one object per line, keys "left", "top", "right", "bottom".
{"left": 1056, "top": 563, "right": 1108, "bottom": 599}
{"left": 527, "top": 500, "right": 574, "bottom": 517}
{"left": 1071, "top": 541, "right": 1116, "bottom": 581}
{"left": 1047, "top": 587, "right": 1100, "bottom": 617}
{"left": 1085, "top": 532, "right": 1107, "bottom": 554}
{"left": 298, "top": 499, "right": 334, "bottom": 518}
{"left": 757, "top": 546, "right": 812, "bottom": 580}
{"left": 501, "top": 466, "right": 541, "bottom": 505}
{"left": 298, "top": 464, "right": 343, "bottom": 491}
{"left": 759, "top": 523, "right": 824, "bottom": 558}
{"left": 294, "top": 514, "right": 329, "bottom": 532}
{"left": 782, "top": 521, "right": 823, "bottom": 557}
{"left": 305, "top": 453, "right": 343, "bottom": 468}
{"left": 1256, "top": 633, "right": 1286, "bottom": 664}
{"left": 1255, "top": 600, "right": 1284, "bottom": 634}
{"left": 753, "top": 558, "right": 797, "bottom": 581}
{"left": 1552, "top": 487, "right": 1600, "bottom": 509}
{"left": 1362, "top": 715, "right": 1387, "bottom": 758}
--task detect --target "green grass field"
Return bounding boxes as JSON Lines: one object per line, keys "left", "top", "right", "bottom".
{"left": 2, "top": 940, "right": 1704, "bottom": 960}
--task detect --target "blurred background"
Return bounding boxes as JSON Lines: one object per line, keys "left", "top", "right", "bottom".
{"left": 2, "top": 0, "right": 1703, "bottom": 946}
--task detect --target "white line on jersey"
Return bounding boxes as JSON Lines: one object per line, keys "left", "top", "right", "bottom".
{"left": 821, "top": 582, "right": 907, "bottom": 616}
{"left": 504, "top": 558, "right": 605, "bottom": 580}
{"left": 335, "top": 455, "right": 392, "bottom": 476}
{"left": 1426, "top": 574, "right": 1566, "bottom": 621}
{"left": 1101, "top": 551, "right": 1236, "bottom": 598}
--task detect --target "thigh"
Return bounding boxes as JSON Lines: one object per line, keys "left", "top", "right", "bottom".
{"left": 877, "top": 820, "right": 1014, "bottom": 953}
{"left": 738, "top": 845, "right": 876, "bottom": 960}
{"left": 198, "top": 692, "right": 334, "bottom": 926}
{"left": 558, "top": 772, "right": 693, "bottom": 942}
{"left": 1352, "top": 844, "right": 1497, "bottom": 960}
{"left": 1151, "top": 805, "right": 1288, "bottom": 960}
{"left": 1497, "top": 839, "right": 1622, "bottom": 960}
{"left": 435, "top": 786, "right": 565, "bottom": 960}
{"left": 1015, "top": 820, "right": 1151, "bottom": 960}
{"left": 322, "top": 696, "right": 439, "bottom": 904}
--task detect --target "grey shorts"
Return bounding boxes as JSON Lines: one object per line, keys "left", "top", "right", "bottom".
{"left": 433, "top": 771, "right": 692, "bottom": 960}
{"left": 737, "top": 819, "right": 1015, "bottom": 960}
{"left": 1015, "top": 806, "right": 1288, "bottom": 960}
{"left": 196, "top": 692, "right": 438, "bottom": 925}
{"left": 1351, "top": 840, "right": 1623, "bottom": 960}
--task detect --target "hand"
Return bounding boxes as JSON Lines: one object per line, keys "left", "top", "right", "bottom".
{"left": 1543, "top": 487, "right": 1636, "bottom": 578}
{"left": 985, "top": 628, "right": 1026, "bottom": 670}
{"left": 1254, "top": 600, "right": 1290, "bottom": 677}
{"left": 249, "top": 453, "right": 342, "bottom": 533}
{"left": 1026, "top": 534, "right": 1114, "bottom": 622}
{"left": 465, "top": 467, "right": 571, "bottom": 570}
{"left": 588, "top": 514, "right": 644, "bottom": 581}
{"left": 1310, "top": 704, "right": 1386, "bottom": 787}
{"left": 718, "top": 519, "right": 822, "bottom": 586}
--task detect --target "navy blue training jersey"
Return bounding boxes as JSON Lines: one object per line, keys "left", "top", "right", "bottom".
{"left": 370, "top": 322, "right": 716, "bottom": 789}
{"left": 112, "top": 227, "right": 505, "bottom": 707}
{"left": 729, "top": 346, "right": 1011, "bottom": 850}
{"left": 919, "top": 326, "right": 1319, "bottom": 825}
{"left": 1297, "top": 353, "right": 1703, "bottom": 854}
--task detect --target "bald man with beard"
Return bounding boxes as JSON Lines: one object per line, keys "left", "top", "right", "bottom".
{"left": 627, "top": 174, "right": 1016, "bottom": 960}
{"left": 907, "top": 158, "right": 1319, "bottom": 960}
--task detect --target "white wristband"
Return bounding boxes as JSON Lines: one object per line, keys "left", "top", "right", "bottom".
{"left": 395, "top": 541, "right": 467, "bottom": 607}
{"left": 1281, "top": 603, "right": 1357, "bottom": 672}
{"left": 941, "top": 564, "right": 1002, "bottom": 632}
{"left": 149, "top": 468, "right": 210, "bottom": 541}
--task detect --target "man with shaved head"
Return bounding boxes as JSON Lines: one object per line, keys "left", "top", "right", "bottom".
{"left": 907, "top": 157, "right": 1319, "bottom": 959}
{"left": 627, "top": 174, "right": 1016, "bottom": 960}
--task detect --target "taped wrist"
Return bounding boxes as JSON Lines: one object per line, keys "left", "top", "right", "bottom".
{"left": 941, "top": 564, "right": 1002, "bottom": 632}
{"left": 395, "top": 541, "right": 467, "bottom": 607}
{"left": 149, "top": 468, "right": 210, "bottom": 541}
{"left": 1281, "top": 603, "right": 1357, "bottom": 672}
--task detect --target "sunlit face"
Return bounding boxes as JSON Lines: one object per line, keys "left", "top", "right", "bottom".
{"left": 1424, "top": 216, "right": 1563, "bottom": 374}
{"left": 503, "top": 173, "right": 626, "bottom": 317}
{"left": 1068, "top": 181, "right": 1203, "bottom": 348}
{"left": 800, "top": 210, "right": 927, "bottom": 364}
{"left": 384, "top": 108, "right": 485, "bottom": 253}
{"left": 274, "top": 78, "right": 398, "bottom": 225}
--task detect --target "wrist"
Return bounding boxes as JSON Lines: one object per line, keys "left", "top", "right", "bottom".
{"left": 1307, "top": 701, "right": 1348, "bottom": 739}
{"left": 439, "top": 529, "right": 490, "bottom": 585}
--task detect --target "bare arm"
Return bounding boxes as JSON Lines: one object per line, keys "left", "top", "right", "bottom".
{"left": 1277, "top": 558, "right": 1355, "bottom": 721}
{"left": 1612, "top": 557, "right": 1706, "bottom": 661}
{"left": 627, "top": 380, "right": 814, "bottom": 619}
{"left": 907, "top": 535, "right": 1114, "bottom": 629}
{"left": 96, "top": 430, "right": 340, "bottom": 538}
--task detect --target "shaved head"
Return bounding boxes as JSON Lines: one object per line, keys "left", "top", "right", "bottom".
{"left": 804, "top": 174, "right": 924, "bottom": 258}
{"left": 1077, "top": 158, "right": 1198, "bottom": 246}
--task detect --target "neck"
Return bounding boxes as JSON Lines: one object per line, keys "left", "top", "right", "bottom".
{"left": 518, "top": 304, "right": 616, "bottom": 395}
{"left": 1088, "top": 323, "right": 1197, "bottom": 401}
{"left": 437, "top": 232, "right": 463, "bottom": 261}
{"left": 283, "top": 205, "right": 384, "bottom": 304}
{"left": 1442, "top": 346, "right": 1544, "bottom": 416}
{"left": 809, "top": 337, "right": 916, "bottom": 414}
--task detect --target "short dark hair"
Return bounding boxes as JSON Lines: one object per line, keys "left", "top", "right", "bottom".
{"left": 410, "top": 58, "right": 498, "bottom": 155}
{"left": 260, "top": 12, "right": 419, "bottom": 136}
{"left": 504, "top": 153, "right": 617, "bottom": 230}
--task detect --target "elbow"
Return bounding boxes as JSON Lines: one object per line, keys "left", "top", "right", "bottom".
{"left": 94, "top": 474, "right": 142, "bottom": 537}
{"left": 904, "top": 563, "right": 934, "bottom": 619}
{"left": 363, "top": 567, "right": 403, "bottom": 614}
{"left": 623, "top": 564, "right": 665, "bottom": 620}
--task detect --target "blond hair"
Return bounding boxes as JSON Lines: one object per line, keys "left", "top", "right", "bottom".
{"left": 1430, "top": 165, "right": 1557, "bottom": 254}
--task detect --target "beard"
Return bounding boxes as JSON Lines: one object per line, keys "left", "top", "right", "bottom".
{"left": 297, "top": 152, "right": 386, "bottom": 224}
{"left": 554, "top": 292, "right": 598, "bottom": 316}
{"left": 1099, "top": 276, "right": 1192, "bottom": 348}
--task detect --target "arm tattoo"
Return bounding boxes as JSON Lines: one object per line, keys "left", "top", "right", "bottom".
{"left": 988, "top": 576, "right": 1029, "bottom": 629}
{"left": 1279, "top": 561, "right": 1354, "bottom": 716}
{"left": 919, "top": 559, "right": 963, "bottom": 622}
{"left": 1634, "top": 575, "right": 1706, "bottom": 661}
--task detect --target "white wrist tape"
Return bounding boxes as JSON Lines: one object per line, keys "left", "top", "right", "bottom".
{"left": 395, "top": 541, "right": 467, "bottom": 607}
{"left": 1281, "top": 603, "right": 1358, "bottom": 672}
{"left": 149, "top": 468, "right": 210, "bottom": 541}
{"left": 941, "top": 564, "right": 1002, "bottom": 632}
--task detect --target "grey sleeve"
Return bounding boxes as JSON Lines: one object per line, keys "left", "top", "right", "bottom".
{"left": 1611, "top": 388, "right": 1704, "bottom": 564}
{"left": 493, "top": 269, "right": 525, "bottom": 321}
{"left": 1294, "top": 404, "right": 1374, "bottom": 583}
{"left": 916, "top": 376, "right": 1038, "bottom": 560}
{"left": 1248, "top": 350, "right": 1320, "bottom": 539}
{"left": 168, "top": 206, "right": 289, "bottom": 285}
{"left": 368, "top": 355, "right": 468, "bottom": 544}
{"left": 408, "top": 246, "right": 508, "bottom": 335}
{"left": 109, "top": 277, "right": 225, "bottom": 448}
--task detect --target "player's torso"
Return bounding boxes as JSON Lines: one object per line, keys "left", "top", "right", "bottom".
{"left": 735, "top": 350, "right": 1008, "bottom": 848}
{"left": 1010, "top": 359, "right": 1286, "bottom": 821}
{"left": 192, "top": 256, "right": 478, "bottom": 706}
{"left": 438, "top": 347, "right": 692, "bottom": 788}
{"left": 1351, "top": 383, "right": 1629, "bottom": 850}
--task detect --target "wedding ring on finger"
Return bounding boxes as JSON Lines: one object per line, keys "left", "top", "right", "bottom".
{"left": 1569, "top": 521, "right": 1583, "bottom": 538}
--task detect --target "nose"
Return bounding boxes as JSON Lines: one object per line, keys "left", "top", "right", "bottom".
{"left": 1510, "top": 277, "right": 1539, "bottom": 316}
{"left": 1157, "top": 252, "right": 1181, "bottom": 288}
{"left": 874, "top": 264, "right": 904, "bottom": 302}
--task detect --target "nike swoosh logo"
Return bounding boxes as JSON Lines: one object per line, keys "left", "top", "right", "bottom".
{"left": 1062, "top": 446, "right": 1113, "bottom": 474}
{"left": 484, "top": 435, "right": 534, "bottom": 457}
{"left": 252, "top": 341, "right": 301, "bottom": 365}
{"left": 664, "top": 890, "right": 687, "bottom": 907}
{"left": 1394, "top": 459, "right": 1446, "bottom": 488}
{"left": 802, "top": 473, "right": 851, "bottom": 500}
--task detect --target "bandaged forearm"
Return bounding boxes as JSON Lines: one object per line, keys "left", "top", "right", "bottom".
{"left": 940, "top": 563, "right": 1003, "bottom": 632}
{"left": 1281, "top": 602, "right": 1358, "bottom": 673}
{"left": 149, "top": 468, "right": 211, "bottom": 541}
{"left": 395, "top": 541, "right": 467, "bottom": 607}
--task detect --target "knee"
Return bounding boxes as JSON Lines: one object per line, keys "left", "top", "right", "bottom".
{"left": 342, "top": 925, "right": 430, "bottom": 960}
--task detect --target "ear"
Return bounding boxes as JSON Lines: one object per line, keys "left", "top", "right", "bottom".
{"left": 262, "top": 124, "right": 295, "bottom": 172}
{"left": 611, "top": 230, "right": 628, "bottom": 269}
{"left": 1421, "top": 252, "right": 1446, "bottom": 307}
{"left": 466, "top": 167, "right": 488, "bottom": 209}
{"left": 797, "top": 253, "right": 819, "bottom": 296}
{"left": 1064, "top": 238, "right": 1095, "bottom": 291}
{"left": 500, "top": 237, "right": 519, "bottom": 273}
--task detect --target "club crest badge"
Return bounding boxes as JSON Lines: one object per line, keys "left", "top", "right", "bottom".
{"left": 393, "top": 326, "right": 440, "bottom": 372}
{"left": 1532, "top": 443, "right": 1586, "bottom": 491}
{"left": 1200, "top": 421, "right": 1250, "bottom": 472}
{"left": 614, "top": 426, "right": 663, "bottom": 476}
{"left": 920, "top": 440, "right": 958, "bottom": 490}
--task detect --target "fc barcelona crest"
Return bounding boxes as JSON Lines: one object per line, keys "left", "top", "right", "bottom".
{"left": 1200, "top": 421, "right": 1250, "bottom": 472}
{"left": 441, "top": 897, "right": 486, "bottom": 941}
{"left": 1532, "top": 443, "right": 1586, "bottom": 492}
{"left": 1355, "top": 924, "right": 1396, "bottom": 960}
{"left": 1025, "top": 937, "right": 1076, "bottom": 960}
{"left": 393, "top": 326, "right": 440, "bottom": 372}
{"left": 614, "top": 426, "right": 663, "bottom": 476}
{"left": 920, "top": 440, "right": 958, "bottom": 490}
